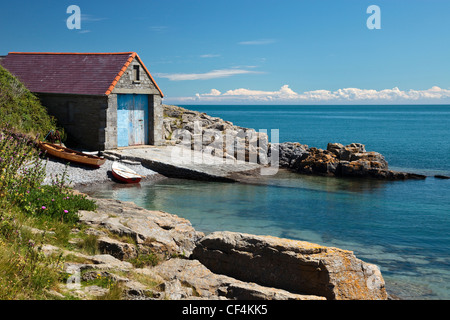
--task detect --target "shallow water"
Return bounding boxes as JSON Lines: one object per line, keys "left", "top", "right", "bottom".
{"left": 81, "top": 170, "right": 450, "bottom": 300}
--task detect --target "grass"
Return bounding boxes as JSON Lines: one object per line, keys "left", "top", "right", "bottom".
{"left": 0, "top": 122, "right": 98, "bottom": 299}
{"left": 0, "top": 65, "right": 58, "bottom": 138}
{"left": 127, "top": 252, "right": 160, "bottom": 268}
{"left": 0, "top": 208, "right": 65, "bottom": 299}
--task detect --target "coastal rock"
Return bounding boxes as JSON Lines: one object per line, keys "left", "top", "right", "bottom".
{"left": 97, "top": 236, "right": 138, "bottom": 260}
{"left": 151, "top": 258, "right": 325, "bottom": 300}
{"left": 275, "top": 142, "right": 310, "bottom": 168}
{"left": 57, "top": 193, "right": 393, "bottom": 300}
{"left": 78, "top": 197, "right": 204, "bottom": 256}
{"left": 275, "top": 141, "right": 425, "bottom": 180}
{"left": 192, "top": 231, "right": 388, "bottom": 300}
{"left": 163, "top": 104, "right": 269, "bottom": 164}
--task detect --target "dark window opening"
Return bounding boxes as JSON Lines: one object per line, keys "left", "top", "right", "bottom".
{"left": 133, "top": 65, "right": 140, "bottom": 82}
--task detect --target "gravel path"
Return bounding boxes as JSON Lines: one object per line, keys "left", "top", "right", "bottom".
{"left": 41, "top": 157, "right": 162, "bottom": 187}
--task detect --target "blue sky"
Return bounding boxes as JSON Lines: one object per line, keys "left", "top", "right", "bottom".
{"left": 1, "top": 0, "right": 450, "bottom": 104}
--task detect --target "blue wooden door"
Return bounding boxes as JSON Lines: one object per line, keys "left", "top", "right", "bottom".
{"left": 117, "top": 94, "right": 148, "bottom": 147}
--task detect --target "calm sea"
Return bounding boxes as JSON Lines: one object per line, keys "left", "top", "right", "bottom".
{"left": 82, "top": 105, "right": 450, "bottom": 300}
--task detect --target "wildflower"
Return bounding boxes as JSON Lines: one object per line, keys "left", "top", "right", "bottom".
{"left": 64, "top": 210, "right": 68, "bottom": 213}
{"left": 41, "top": 206, "right": 46, "bottom": 210}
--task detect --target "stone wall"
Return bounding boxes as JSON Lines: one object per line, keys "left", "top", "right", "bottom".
{"left": 113, "top": 58, "right": 160, "bottom": 95}
{"left": 150, "top": 94, "right": 164, "bottom": 146}
{"left": 38, "top": 93, "right": 108, "bottom": 150}
{"left": 104, "top": 94, "right": 118, "bottom": 150}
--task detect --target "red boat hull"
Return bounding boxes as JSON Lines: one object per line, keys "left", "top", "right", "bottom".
{"left": 112, "top": 169, "right": 141, "bottom": 184}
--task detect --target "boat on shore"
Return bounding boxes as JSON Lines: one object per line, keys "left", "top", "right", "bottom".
{"left": 38, "top": 141, "right": 106, "bottom": 168}
{"left": 111, "top": 161, "right": 143, "bottom": 183}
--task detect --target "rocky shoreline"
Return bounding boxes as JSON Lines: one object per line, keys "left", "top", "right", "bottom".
{"left": 45, "top": 195, "right": 389, "bottom": 300}
{"left": 162, "top": 104, "right": 427, "bottom": 181}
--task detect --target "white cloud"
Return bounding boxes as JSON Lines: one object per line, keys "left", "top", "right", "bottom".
{"left": 156, "top": 68, "right": 260, "bottom": 81}
{"left": 238, "top": 39, "right": 276, "bottom": 45}
{"left": 200, "top": 54, "right": 221, "bottom": 58}
{"left": 80, "top": 14, "right": 107, "bottom": 22}
{"left": 165, "top": 85, "right": 450, "bottom": 104}
{"left": 150, "top": 26, "right": 168, "bottom": 32}
{"left": 200, "top": 89, "right": 222, "bottom": 96}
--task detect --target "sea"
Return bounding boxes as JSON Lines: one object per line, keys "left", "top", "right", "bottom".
{"left": 81, "top": 105, "right": 450, "bottom": 300}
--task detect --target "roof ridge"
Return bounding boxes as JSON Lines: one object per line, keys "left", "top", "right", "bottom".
{"left": 8, "top": 52, "right": 135, "bottom": 55}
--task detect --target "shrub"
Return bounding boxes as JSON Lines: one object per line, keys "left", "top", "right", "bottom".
{"left": 0, "top": 65, "right": 57, "bottom": 137}
{"left": 1, "top": 125, "right": 96, "bottom": 223}
{"left": 0, "top": 125, "right": 46, "bottom": 207}
{"left": 18, "top": 183, "right": 96, "bottom": 224}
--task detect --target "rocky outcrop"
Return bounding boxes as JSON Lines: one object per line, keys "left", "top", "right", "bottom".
{"left": 151, "top": 258, "right": 325, "bottom": 300}
{"left": 192, "top": 231, "right": 388, "bottom": 300}
{"left": 48, "top": 196, "right": 391, "bottom": 300}
{"left": 274, "top": 142, "right": 426, "bottom": 180}
{"left": 54, "top": 197, "right": 327, "bottom": 300}
{"left": 78, "top": 197, "right": 204, "bottom": 257}
{"left": 163, "top": 105, "right": 269, "bottom": 164}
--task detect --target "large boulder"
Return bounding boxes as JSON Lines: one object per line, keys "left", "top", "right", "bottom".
{"left": 192, "top": 231, "right": 388, "bottom": 300}
{"left": 275, "top": 142, "right": 310, "bottom": 168}
{"left": 78, "top": 198, "right": 204, "bottom": 257}
{"left": 151, "top": 258, "right": 325, "bottom": 300}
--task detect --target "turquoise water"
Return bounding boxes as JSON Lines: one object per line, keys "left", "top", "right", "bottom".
{"left": 82, "top": 105, "right": 450, "bottom": 299}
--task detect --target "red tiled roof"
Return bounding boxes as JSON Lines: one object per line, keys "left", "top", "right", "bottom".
{"left": 1, "top": 52, "right": 163, "bottom": 97}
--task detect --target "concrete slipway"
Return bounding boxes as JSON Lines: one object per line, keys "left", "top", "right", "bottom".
{"left": 102, "top": 146, "right": 263, "bottom": 182}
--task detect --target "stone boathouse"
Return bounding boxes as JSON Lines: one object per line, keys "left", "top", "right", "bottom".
{"left": 0, "top": 52, "right": 164, "bottom": 150}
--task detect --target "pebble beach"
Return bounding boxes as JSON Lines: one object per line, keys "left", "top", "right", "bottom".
{"left": 41, "top": 157, "right": 161, "bottom": 187}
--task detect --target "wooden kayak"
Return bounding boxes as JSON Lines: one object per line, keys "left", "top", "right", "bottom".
{"left": 38, "top": 141, "right": 106, "bottom": 168}
{"left": 111, "top": 161, "right": 143, "bottom": 183}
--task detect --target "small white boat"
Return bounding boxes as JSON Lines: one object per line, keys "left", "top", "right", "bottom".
{"left": 111, "top": 162, "right": 143, "bottom": 184}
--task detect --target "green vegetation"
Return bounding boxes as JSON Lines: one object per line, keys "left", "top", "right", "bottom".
{"left": 0, "top": 65, "right": 58, "bottom": 137}
{"left": 127, "top": 252, "right": 160, "bottom": 268}
{"left": 0, "top": 122, "right": 97, "bottom": 299}
{"left": 0, "top": 214, "right": 65, "bottom": 299}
